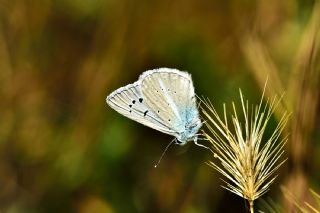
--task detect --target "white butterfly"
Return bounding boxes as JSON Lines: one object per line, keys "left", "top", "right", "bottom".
{"left": 106, "top": 68, "right": 203, "bottom": 146}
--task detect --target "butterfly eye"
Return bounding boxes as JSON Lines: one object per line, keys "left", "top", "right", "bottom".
{"left": 132, "top": 100, "right": 136, "bottom": 104}
{"left": 176, "top": 140, "right": 182, "bottom": 144}
{"left": 139, "top": 98, "right": 143, "bottom": 103}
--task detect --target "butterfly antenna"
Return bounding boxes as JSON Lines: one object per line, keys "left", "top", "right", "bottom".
{"left": 154, "top": 138, "right": 176, "bottom": 168}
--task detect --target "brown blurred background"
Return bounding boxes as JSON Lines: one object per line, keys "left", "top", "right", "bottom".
{"left": 0, "top": 0, "right": 319, "bottom": 212}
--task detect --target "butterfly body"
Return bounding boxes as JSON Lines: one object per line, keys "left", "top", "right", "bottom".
{"left": 106, "top": 68, "right": 201, "bottom": 145}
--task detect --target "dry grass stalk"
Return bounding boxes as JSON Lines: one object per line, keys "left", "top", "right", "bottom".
{"left": 201, "top": 89, "right": 289, "bottom": 213}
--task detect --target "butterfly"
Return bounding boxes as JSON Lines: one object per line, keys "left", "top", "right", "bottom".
{"left": 106, "top": 68, "right": 203, "bottom": 147}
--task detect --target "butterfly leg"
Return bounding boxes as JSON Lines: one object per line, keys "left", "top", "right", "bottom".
{"left": 194, "top": 133, "right": 210, "bottom": 141}
{"left": 193, "top": 136, "right": 214, "bottom": 154}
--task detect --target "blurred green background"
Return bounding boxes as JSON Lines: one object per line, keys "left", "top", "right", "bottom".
{"left": 0, "top": 0, "right": 319, "bottom": 212}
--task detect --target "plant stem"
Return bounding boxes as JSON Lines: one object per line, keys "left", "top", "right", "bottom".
{"left": 250, "top": 200, "right": 254, "bottom": 213}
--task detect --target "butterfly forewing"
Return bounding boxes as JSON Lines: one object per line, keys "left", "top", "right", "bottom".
{"left": 106, "top": 83, "right": 175, "bottom": 135}
{"left": 140, "top": 69, "right": 197, "bottom": 134}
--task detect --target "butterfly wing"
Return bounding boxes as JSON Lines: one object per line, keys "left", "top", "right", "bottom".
{"left": 139, "top": 68, "right": 199, "bottom": 136}
{"left": 106, "top": 82, "right": 176, "bottom": 135}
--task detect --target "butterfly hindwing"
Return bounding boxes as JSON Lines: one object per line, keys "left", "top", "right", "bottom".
{"left": 139, "top": 69, "right": 197, "bottom": 134}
